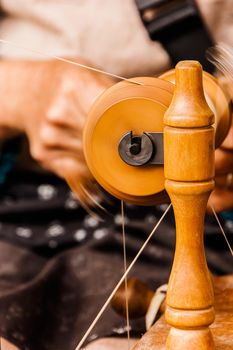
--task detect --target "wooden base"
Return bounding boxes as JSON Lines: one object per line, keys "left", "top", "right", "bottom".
{"left": 133, "top": 275, "right": 233, "bottom": 350}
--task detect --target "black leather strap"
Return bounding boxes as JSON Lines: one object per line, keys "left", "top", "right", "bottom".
{"left": 135, "top": 0, "right": 214, "bottom": 73}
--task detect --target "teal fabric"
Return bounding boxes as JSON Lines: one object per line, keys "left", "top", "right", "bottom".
{"left": 0, "top": 151, "right": 17, "bottom": 185}
{"left": 220, "top": 210, "right": 233, "bottom": 222}
{"left": 0, "top": 137, "right": 22, "bottom": 186}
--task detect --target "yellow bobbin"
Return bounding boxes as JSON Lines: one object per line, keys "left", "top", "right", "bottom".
{"left": 82, "top": 70, "right": 231, "bottom": 205}
{"left": 83, "top": 77, "right": 173, "bottom": 205}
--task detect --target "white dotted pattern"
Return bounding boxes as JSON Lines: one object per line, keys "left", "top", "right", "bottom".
{"left": 114, "top": 214, "right": 129, "bottom": 225}
{"left": 74, "top": 229, "right": 87, "bottom": 241}
{"left": 93, "top": 228, "right": 108, "bottom": 240}
{"left": 84, "top": 216, "right": 99, "bottom": 228}
{"left": 225, "top": 220, "right": 233, "bottom": 232}
{"left": 37, "top": 184, "right": 57, "bottom": 201}
{"left": 47, "top": 224, "right": 65, "bottom": 237}
{"left": 16, "top": 227, "right": 33, "bottom": 238}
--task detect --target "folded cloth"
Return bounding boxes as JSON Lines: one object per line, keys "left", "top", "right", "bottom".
{"left": 0, "top": 170, "right": 232, "bottom": 349}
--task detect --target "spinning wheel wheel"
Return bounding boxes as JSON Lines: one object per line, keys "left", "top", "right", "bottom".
{"left": 69, "top": 61, "right": 232, "bottom": 350}
{"left": 83, "top": 66, "right": 231, "bottom": 206}
{"left": 83, "top": 77, "right": 173, "bottom": 205}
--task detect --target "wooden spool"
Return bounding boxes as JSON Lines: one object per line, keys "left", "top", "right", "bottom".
{"left": 83, "top": 76, "right": 174, "bottom": 205}
{"left": 69, "top": 61, "right": 232, "bottom": 349}
{"left": 111, "top": 277, "right": 154, "bottom": 319}
{"left": 82, "top": 64, "right": 231, "bottom": 206}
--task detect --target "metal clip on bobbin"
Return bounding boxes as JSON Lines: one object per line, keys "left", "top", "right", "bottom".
{"left": 118, "top": 131, "right": 164, "bottom": 166}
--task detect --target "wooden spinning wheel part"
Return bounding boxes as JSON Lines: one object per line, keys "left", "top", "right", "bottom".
{"left": 160, "top": 69, "right": 232, "bottom": 148}
{"left": 83, "top": 71, "right": 231, "bottom": 205}
{"left": 83, "top": 77, "right": 174, "bottom": 205}
{"left": 68, "top": 62, "right": 233, "bottom": 350}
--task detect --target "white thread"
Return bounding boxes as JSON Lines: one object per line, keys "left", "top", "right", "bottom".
{"left": 121, "top": 200, "right": 130, "bottom": 350}
{"left": 74, "top": 204, "right": 171, "bottom": 350}
{"left": 211, "top": 204, "right": 233, "bottom": 256}
{"left": 0, "top": 39, "right": 143, "bottom": 86}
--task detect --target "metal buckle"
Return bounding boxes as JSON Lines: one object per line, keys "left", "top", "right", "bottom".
{"left": 135, "top": 0, "right": 199, "bottom": 41}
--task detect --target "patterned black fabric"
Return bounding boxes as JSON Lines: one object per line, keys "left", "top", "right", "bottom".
{"left": 0, "top": 169, "right": 232, "bottom": 349}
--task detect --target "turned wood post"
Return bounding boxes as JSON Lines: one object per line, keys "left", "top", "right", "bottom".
{"left": 164, "top": 61, "right": 215, "bottom": 349}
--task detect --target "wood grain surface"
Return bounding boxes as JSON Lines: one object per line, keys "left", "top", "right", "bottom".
{"left": 133, "top": 275, "right": 233, "bottom": 350}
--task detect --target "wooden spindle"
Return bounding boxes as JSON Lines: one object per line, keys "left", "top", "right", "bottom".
{"left": 164, "top": 61, "right": 215, "bottom": 349}
{"left": 111, "top": 277, "right": 154, "bottom": 319}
